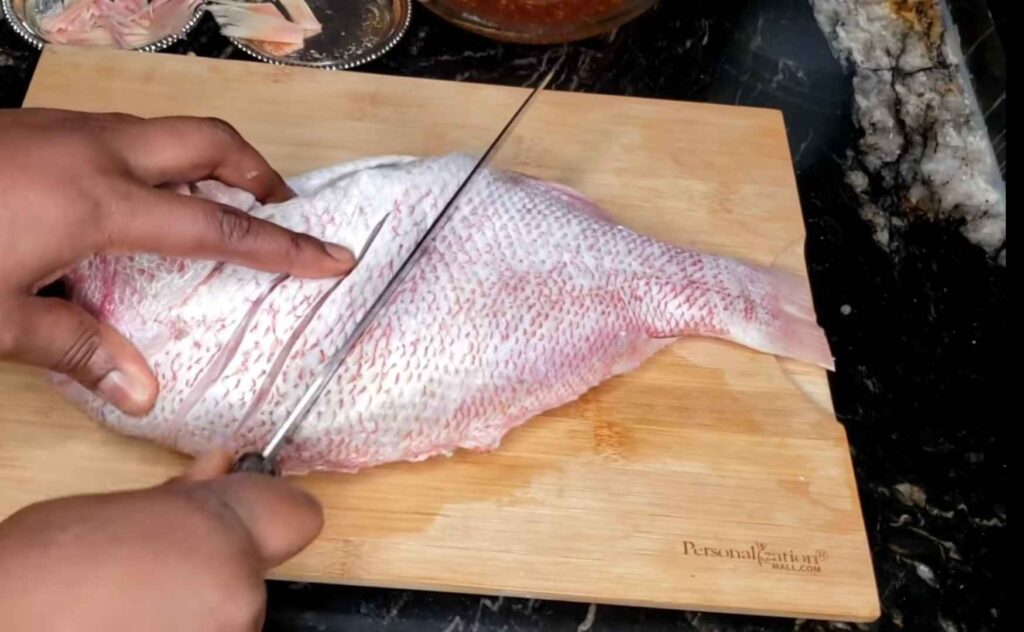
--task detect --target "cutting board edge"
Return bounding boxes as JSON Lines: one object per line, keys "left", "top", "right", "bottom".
{"left": 265, "top": 570, "right": 882, "bottom": 623}
{"left": 27, "top": 46, "right": 793, "bottom": 125}
{"left": 832, "top": 421, "right": 881, "bottom": 618}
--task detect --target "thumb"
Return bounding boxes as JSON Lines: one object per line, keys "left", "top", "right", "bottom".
{"left": 0, "top": 296, "right": 157, "bottom": 415}
{"left": 170, "top": 450, "right": 324, "bottom": 568}
{"left": 199, "top": 474, "right": 324, "bottom": 569}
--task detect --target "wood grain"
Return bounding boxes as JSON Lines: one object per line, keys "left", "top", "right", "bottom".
{"left": 0, "top": 46, "right": 878, "bottom": 621}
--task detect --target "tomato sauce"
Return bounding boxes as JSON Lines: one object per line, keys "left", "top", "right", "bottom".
{"left": 438, "top": 0, "right": 636, "bottom": 29}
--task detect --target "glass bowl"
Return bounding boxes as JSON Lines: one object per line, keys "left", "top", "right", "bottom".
{"left": 418, "top": 0, "right": 655, "bottom": 44}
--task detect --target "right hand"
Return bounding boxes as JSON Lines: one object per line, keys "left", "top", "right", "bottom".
{"left": 0, "top": 108, "right": 355, "bottom": 416}
{"left": 0, "top": 450, "right": 323, "bottom": 631}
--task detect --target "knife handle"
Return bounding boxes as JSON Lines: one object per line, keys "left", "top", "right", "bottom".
{"left": 231, "top": 452, "right": 278, "bottom": 476}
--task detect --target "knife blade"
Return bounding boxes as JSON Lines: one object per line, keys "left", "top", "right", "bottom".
{"left": 232, "top": 67, "right": 558, "bottom": 476}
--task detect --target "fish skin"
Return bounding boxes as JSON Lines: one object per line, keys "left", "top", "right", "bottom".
{"left": 56, "top": 154, "right": 833, "bottom": 474}
{"left": 39, "top": 0, "right": 201, "bottom": 48}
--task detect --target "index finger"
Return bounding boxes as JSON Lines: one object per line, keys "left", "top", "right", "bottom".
{"left": 108, "top": 116, "right": 295, "bottom": 204}
{"left": 107, "top": 186, "right": 355, "bottom": 278}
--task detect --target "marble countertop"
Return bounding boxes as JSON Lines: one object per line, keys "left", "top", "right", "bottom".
{"left": 0, "top": 1, "right": 1007, "bottom": 630}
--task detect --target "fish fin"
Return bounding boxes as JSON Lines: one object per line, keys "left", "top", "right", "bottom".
{"left": 754, "top": 268, "right": 834, "bottom": 370}
{"left": 766, "top": 307, "right": 835, "bottom": 371}
{"left": 642, "top": 263, "right": 834, "bottom": 371}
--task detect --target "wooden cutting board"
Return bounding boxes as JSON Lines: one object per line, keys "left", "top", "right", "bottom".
{"left": 0, "top": 46, "right": 878, "bottom": 621}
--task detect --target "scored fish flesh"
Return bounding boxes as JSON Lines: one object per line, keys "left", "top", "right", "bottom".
{"left": 56, "top": 154, "right": 834, "bottom": 474}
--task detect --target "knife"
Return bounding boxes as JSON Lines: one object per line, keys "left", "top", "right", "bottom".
{"left": 231, "top": 67, "right": 558, "bottom": 476}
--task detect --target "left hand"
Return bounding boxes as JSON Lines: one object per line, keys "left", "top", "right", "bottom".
{"left": 0, "top": 108, "right": 355, "bottom": 415}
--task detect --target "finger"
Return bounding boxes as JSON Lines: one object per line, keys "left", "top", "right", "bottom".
{"left": 180, "top": 450, "right": 234, "bottom": 481}
{"left": 0, "top": 296, "right": 157, "bottom": 415}
{"left": 108, "top": 186, "right": 354, "bottom": 278}
{"left": 110, "top": 116, "right": 295, "bottom": 203}
{"left": 202, "top": 475, "right": 324, "bottom": 568}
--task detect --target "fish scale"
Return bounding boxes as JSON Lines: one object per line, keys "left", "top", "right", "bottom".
{"left": 55, "top": 154, "right": 833, "bottom": 474}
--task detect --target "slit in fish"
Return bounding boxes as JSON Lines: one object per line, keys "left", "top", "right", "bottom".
{"left": 229, "top": 211, "right": 393, "bottom": 444}
{"left": 231, "top": 275, "right": 346, "bottom": 442}
{"left": 169, "top": 272, "right": 290, "bottom": 448}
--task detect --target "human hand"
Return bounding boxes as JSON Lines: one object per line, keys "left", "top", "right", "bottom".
{"left": 0, "top": 108, "right": 354, "bottom": 414}
{"left": 0, "top": 450, "right": 323, "bottom": 631}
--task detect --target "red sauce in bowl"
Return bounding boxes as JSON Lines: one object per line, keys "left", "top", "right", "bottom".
{"left": 420, "top": 0, "right": 654, "bottom": 43}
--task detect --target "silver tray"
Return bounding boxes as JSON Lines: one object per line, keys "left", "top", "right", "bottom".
{"left": 227, "top": 0, "right": 410, "bottom": 70}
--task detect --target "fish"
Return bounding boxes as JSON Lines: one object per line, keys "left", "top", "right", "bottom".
{"left": 38, "top": 0, "right": 322, "bottom": 54}
{"left": 206, "top": 0, "right": 321, "bottom": 57}
{"left": 278, "top": 0, "right": 321, "bottom": 36}
{"left": 38, "top": 0, "right": 201, "bottom": 49}
{"left": 206, "top": 1, "right": 304, "bottom": 52}
{"left": 55, "top": 154, "right": 834, "bottom": 475}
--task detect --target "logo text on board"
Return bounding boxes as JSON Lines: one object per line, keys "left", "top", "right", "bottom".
{"left": 681, "top": 541, "right": 829, "bottom": 574}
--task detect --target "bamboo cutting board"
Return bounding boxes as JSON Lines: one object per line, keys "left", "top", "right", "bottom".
{"left": 0, "top": 46, "right": 878, "bottom": 621}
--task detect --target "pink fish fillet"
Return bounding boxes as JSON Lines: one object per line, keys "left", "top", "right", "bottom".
{"left": 38, "top": 0, "right": 200, "bottom": 48}
{"left": 56, "top": 154, "right": 834, "bottom": 474}
{"left": 279, "top": 0, "right": 321, "bottom": 36}
{"left": 206, "top": 1, "right": 304, "bottom": 49}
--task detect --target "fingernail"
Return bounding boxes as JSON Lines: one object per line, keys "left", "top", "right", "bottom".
{"left": 325, "top": 243, "right": 356, "bottom": 270}
{"left": 266, "top": 186, "right": 298, "bottom": 204}
{"left": 97, "top": 369, "right": 152, "bottom": 414}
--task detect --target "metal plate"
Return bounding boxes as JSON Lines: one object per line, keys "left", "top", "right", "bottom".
{"left": 228, "top": 0, "right": 410, "bottom": 70}
{"left": 1, "top": 0, "right": 202, "bottom": 51}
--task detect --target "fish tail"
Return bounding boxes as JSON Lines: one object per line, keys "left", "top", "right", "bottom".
{"left": 731, "top": 265, "right": 835, "bottom": 371}
{"left": 641, "top": 254, "right": 834, "bottom": 370}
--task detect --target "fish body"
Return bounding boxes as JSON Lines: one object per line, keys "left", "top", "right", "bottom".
{"left": 59, "top": 154, "right": 832, "bottom": 474}
{"left": 39, "top": 0, "right": 201, "bottom": 49}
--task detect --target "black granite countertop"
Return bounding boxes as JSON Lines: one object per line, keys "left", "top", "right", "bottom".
{"left": 0, "top": 1, "right": 1007, "bottom": 630}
